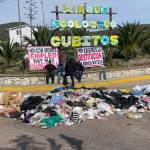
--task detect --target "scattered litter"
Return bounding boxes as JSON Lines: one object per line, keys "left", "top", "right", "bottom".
{"left": 0, "top": 84, "right": 150, "bottom": 128}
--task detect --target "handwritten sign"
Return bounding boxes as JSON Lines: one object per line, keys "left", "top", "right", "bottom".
{"left": 77, "top": 47, "right": 103, "bottom": 68}
{"left": 27, "top": 46, "right": 59, "bottom": 70}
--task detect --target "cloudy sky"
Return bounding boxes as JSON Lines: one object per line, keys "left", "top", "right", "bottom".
{"left": 0, "top": 0, "right": 149, "bottom": 25}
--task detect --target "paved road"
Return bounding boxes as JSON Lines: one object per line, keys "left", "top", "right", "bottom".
{"left": 0, "top": 78, "right": 150, "bottom": 150}
{"left": 0, "top": 114, "right": 150, "bottom": 150}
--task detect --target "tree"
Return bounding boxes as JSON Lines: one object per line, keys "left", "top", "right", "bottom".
{"left": 117, "top": 22, "right": 150, "bottom": 61}
{"left": 0, "top": 40, "right": 23, "bottom": 66}
{"left": 24, "top": 26, "right": 54, "bottom": 46}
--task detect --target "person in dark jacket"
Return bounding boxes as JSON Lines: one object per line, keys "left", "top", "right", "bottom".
{"left": 75, "top": 60, "right": 85, "bottom": 83}
{"left": 44, "top": 60, "right": 57, "bottom": 84}
{"left": 63, "top": 58, "right": 76, "bottom": 87}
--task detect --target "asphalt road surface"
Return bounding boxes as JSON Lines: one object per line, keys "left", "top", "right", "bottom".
{"left": 0, "top": 81, "right": 150, "bottom": 150}
{"left": 0, "top": 114, "right": 150, "bottom": 150}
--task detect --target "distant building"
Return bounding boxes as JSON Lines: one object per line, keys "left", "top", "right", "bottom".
{"left": 8, "top": 25, "right": 38, "bottom": 46}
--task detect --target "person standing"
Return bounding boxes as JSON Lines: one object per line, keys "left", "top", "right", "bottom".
{"left": 63, "top": 58, "right": 76, "bottom": 88}
{"left": 44, "top": 60, "right": 57, "bottom": 84}
{"left": 75, "top": 60, "right": 85, "bottom": 83}
{"left": 57, "top": 62, "right": 65, "bottom": 84}
{"left": 99, "top": 65, "right": 107, "bottom": 80}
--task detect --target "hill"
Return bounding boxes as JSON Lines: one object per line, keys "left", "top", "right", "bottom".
{"left": 0, "top": 22, "right": 27, "bottom": 41}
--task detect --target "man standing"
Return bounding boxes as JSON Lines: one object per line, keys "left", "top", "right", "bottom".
{"left": 75, "top": 60, "right": 85, "bottom": 83}
{"left": 44, "top": 60, "right": 57, "bottom": 84}
{"left": 99, "top": 65, "right": 107, "bottom": 80}
{"left": 63, "top": 58, "right": 76, "bottom": 88}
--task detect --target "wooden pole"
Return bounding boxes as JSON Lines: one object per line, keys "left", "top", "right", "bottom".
{"left": 54, "top": 6, "right": 61, "bottom": 62}
{"left": 108, "top": 7, "right": 113, "bottom": 66}
{"left": 83, "top": 3, "right": 87, "bottom": 32}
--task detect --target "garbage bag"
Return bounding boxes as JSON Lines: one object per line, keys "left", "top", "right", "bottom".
{"left": 50, "top": 86, "right": 65, "bottom": 93}
{"left": 40, "top": 115, "right": 62, "bottom": 128}
{"left": 97, "top": 102, "right": 113, "bottom": 114}
{"left": 20, "top": 96, "right": 44, "bottom": 111}
{"left": 143, "top": 86, "right": 150, "bottom": 95}
{"left": 48, "top": 96, "right": 64, "bottom": 105}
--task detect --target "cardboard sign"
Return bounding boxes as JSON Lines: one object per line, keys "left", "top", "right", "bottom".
{"left": 77, "top": 47, "right": 103, "bottom": 68}
{"left": 27, "top": 46, "right": 59, "bottom": 70}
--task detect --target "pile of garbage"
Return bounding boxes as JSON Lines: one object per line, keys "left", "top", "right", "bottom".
{"left": 0, "top": 85, "right": 150, "bottom": 129}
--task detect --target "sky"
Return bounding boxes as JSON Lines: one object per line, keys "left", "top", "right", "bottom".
{"left": 0, "top": 0, "right": 149, "bottom": 26}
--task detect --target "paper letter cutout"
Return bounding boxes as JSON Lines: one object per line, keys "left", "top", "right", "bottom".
{"left": 61, "top": 36, "right": 71, "bottom": 47}
{"left": 51, "top": 20, "right": 59, "bottom": 29}
{"left": 110, "top": 35, "right": 118, "bottom": 45}
{"left": 86, "top": 6, "right": 93, "bottom": 13}
{"left": 51, "top": 36, "right": 61, "bottom": 47}
{"left": 101, "top": 36, "right": 110, "bottom": 46}
{"left": 63, "top": 5, "right": 71, "bottom": 13}
{"left": 74, "top": 20, "right": 81, "bottom": 28}
{"left": 82, "top": 36, "right": 91, "bottom": 47}
{"left": 59, "top": 20, "right": 67, "bottom": 28}
{"left": 68, "top": 20, "right": 75, "bottom": 28}
{"left": 97, "top": 21, "right": 104, "bottom": 29}
{"left": 78, "top": 5, "right": 85, "bottom": 14}
{"left": 90, "top": 21, "right": 97, "bottom": 29}
{"left": 101, "top": 6, "right": 108, "bottom": 14}
{"left": 93, "top": 5, "right": 100, "bottom": 14}
{"left": 110, "top": 21, "right": 117, "bottom": 29}
{"left": 104, "top": 20, "right": 110, "bottom": 29}
{"left": 92, "top": 36, "right": 101, "bottom": 46}
{"left": 82, "top": 21, "right": 89, "bottom": 28}
{"left": 72, "top": 36, "right": 81, "bottom": 47}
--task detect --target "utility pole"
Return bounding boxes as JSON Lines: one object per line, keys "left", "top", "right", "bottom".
{"left": 17, "top": 0, "right": 23, "bottom": 47}
{"left": 41, "top": 0, "right": 45, "bottom": 26}
{"left": 24, "top": 0, "right": 38, "bottom": 40}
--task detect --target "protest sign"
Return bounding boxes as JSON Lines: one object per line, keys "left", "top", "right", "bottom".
{"left": 77, "top": 47, "right": 103, "bottom": 68}
{"left": 27, "top": 46, "right": 59, "bottom": 70}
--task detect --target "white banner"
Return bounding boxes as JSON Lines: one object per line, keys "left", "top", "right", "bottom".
{"left": 77, "top": 47, "right": 103, "bottom": 68}
{"left": 27, "top": 46, "right": 59, "bottom": 70}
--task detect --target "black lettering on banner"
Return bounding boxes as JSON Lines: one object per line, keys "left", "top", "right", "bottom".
{"left": 82, "top": 60, "right": 102, "bottom": 66}
{"left": 35, "top": 48, "right": 43, "bottom": 53}
{"left": 44, "top": 48, "right": 57, "bottom": 53}
{"left": 78, "top": 48, "right": 84, "bottom": 53}
{"left": 33, "top": 59, "right": 43, "bottom": 63}
{"left": 45, "top": 58, "right": 49, "bottom": 63}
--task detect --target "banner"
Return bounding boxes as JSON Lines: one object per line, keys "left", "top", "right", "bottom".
{"left": 77, "top": 47, "right": 103, "bottom": 68}
{"left": 27, "top": 46, "right": 59, "bottom": 70}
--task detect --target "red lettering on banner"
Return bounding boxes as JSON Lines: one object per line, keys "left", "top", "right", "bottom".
{"left": 29, "top": 53, "right": 34, "bottom": 59}
{"left": 30, "top": 63, "right": 45, "bottom": 70}
{"left": 34, "top": 53, "right": 44, "bottom": 59}
{"left": 53, "top": 53, "right": 56, "bottom": 58}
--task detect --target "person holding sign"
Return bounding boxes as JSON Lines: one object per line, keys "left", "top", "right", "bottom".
{"left": 75, "top": 60, "right": 85, "bottom": 83}
{"left": 44, "top": 60, "right": 57, "bottom": 84}
{"left": 63, "top": 58, "right": 76, "bottom": 88}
